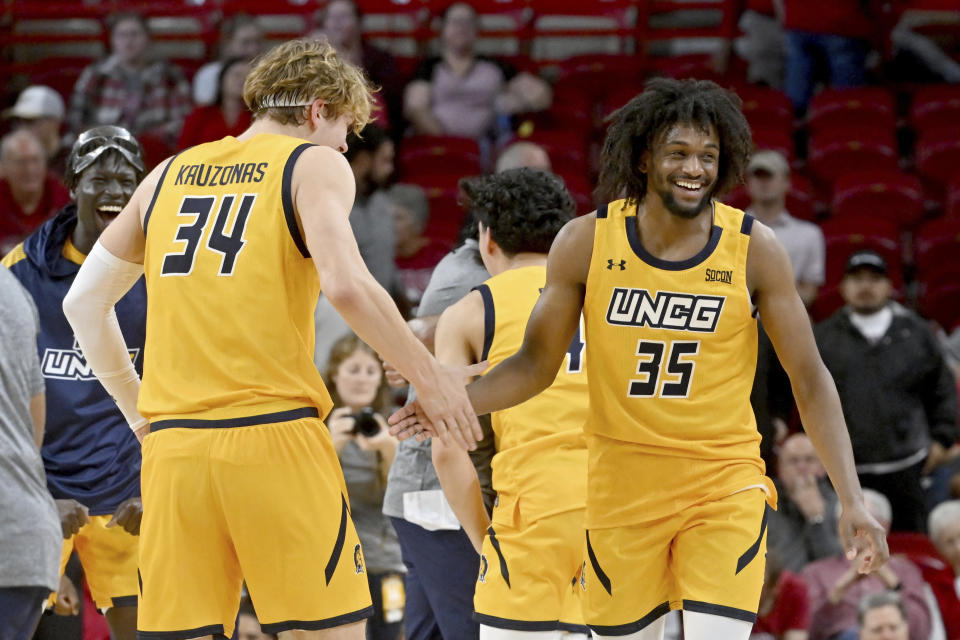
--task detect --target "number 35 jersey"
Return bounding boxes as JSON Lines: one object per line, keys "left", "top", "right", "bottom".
{"left": 139, "top": 134, "right": 333, "bottom": 424}
{"left": 582, "top": 199, "right": 775, "bottom": 527}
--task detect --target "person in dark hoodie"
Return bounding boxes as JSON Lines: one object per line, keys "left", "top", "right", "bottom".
{"left": 1, "top": 125, "right": 146, "bottom": 639}
{"left": 815, "top": 249, "right": 958, "bottom": 533}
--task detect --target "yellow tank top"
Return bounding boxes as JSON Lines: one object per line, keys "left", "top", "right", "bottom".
{"left": 583, "top": 199, "right": 775, "bottom": 527}
{"left": 139, "top": 134, "right": 332, "bottom": 423}
{"left": 477, "top": 265, "right": 588, "bottom": 524}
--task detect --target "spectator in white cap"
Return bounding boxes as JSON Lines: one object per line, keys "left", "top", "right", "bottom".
{"left": 4, "top": 86, "right": 67, "bottom": 171}
{"left": 745, "top": 149, "right": 824, "bottom": 307}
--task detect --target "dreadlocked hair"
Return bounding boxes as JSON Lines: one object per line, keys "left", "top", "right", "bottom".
{"left": 595, "top": 77, "right": 753, "bottom": 206}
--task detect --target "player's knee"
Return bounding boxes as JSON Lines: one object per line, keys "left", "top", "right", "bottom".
{"left": 277, "top": 619, "right": 366, "bottom": 640}
{"left": 480, "top": 626, "right": 564, "bottom": 640}
{"left": 681, "top": 610, "right": 753, "bottom": 640}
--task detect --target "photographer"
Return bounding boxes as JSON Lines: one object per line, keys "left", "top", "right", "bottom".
{"left": 324, "top": 333, "right": 404, "bottom": 640}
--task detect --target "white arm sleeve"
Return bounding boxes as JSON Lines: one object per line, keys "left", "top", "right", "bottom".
{"left": 62, "top": 240, "right": 147, "bottom": 433}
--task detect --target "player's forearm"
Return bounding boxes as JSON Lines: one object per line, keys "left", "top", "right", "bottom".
{"left": 63, "top": 242, "right": 147, "bottom": 432}
{"left": 324, "top": 271, "right": 437, "bottom": 389}
{"left": 468, "top": 346, "right": 557, "bottom": 416}
{"left": 793, "top": 365, "right": 865, "bottom": 508}
{"left": 432, "top": 441, "right": 490, "bottom": 553}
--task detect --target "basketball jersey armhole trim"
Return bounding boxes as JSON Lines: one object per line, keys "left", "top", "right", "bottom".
{"left": 142, "top": 150, "right": 185, "bottom": 236}
{"left": 281, "top": 142, "right": 316, "bottom": 259}
{"left": 596, "top": 202, "right": 609, "bottom": 219}
{"left": 474, "top": 283, "right": 495, "bottom": 362}
{"left": 740, "top": 213, "right": 755, "bottom": 236}
{"left": 624, "top": 215, "right": 723, "bottom": 271}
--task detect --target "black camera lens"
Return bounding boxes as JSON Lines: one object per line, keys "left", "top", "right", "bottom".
{"left": 351, "top": 407, "right": 381, "bottom": 438}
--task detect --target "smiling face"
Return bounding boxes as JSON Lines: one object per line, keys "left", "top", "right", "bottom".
{"left": 74, "top": 151, "right": 139, "bottom": 240}
{"left": 643, "top": 122, "right": 720, "bottom": 220}
{"left": 331, "top": 348, "right": 383, "bottom": 411}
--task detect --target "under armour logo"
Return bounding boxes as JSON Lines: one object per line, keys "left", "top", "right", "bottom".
{"left": 478, "top": 555, "right": 489, "bottom": 583}
{"left": 607, "top": 259, "right": 626, "bottom": 271}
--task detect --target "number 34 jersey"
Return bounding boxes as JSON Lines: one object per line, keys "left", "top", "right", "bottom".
{"left": 139, "top": 134, "right": 333, "bottom": 424}
{"left": 582, "top": 199, "right": 775, "bottom": 528}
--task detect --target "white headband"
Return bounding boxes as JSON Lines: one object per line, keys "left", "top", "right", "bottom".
{"left": 258, "top": 94, "right": 316, "bottom": 109}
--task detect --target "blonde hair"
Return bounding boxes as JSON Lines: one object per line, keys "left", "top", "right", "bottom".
{"left": 243, "top": 38, "right": 373, "bottom": 134}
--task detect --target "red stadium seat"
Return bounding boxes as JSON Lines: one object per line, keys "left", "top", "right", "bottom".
{"left": 423, "top": 187, "right": 467, "bottom": 248}
{"left": 518, "top": 130, "right": 590, "bottom": 176}
{"left": 921, "top": 283, "right": 960, "bottom": 331}
{"left": 831, "top": 170, "right": 925, "bottom": 231}
{"left": 915, "top": 126, "right": 960, "bottom": 199}
{"left": 948, "top": 172, "right": 960, "bottom": 219}
{"left": 807, "top": 88, "right": 897, "bottom": 137}
{"left": 399, "top": 136, "right": 482, "bottom": 182}
{"left": 914, "top": 217, "right": 960, "bottom": 281}
{"left": 807, "top": 126, "right": 899, "bottom": 191}
{"left": 736, "top": 86, "right": 794, "bottom": 133}
{"left": 557, "top": 172, "right": 596, "bottom": 214}
{"left": 553, "top": 54, "right": 644, "bottom": 108}
{"left": 751, "top": 126, "right": 795, "bottom": 163}
{"left": 910, "top": 85, "right": 960, "bottom": 134}
{"left": 810, "top": 285, "right": 845, "bottom": 322}
{"left": 820, "top": 216, "right": 902, "bottom": 290}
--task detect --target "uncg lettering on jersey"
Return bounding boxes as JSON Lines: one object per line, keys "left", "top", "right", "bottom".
{"left": 42, "top": 338, "right": 140, "bottom": 382}
{"left": 605, "top": 287, "right": 725, "bottom": 333}
{"left": 174, "top": 162, "right": 268, "bottom": 187}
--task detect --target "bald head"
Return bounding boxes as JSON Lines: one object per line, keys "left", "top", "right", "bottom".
{"left": 495, "top": 141, "right": 551, "bottom": 173}
{"left": 777, "top": 434, "right": 825, "bottom": 485}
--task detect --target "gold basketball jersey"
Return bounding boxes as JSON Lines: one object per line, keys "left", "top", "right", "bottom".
{"left": 139, "top": 134, "right": 332, "bottom": 423}
{"left": 477, "top": 265, "right": 588, "bottom": 522}
{"left": 583, "top": 199, "right": 774, "bottom": 527}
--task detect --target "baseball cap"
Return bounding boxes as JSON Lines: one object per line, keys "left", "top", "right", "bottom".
{"left": 4, "top": 86, "right": 65, "bottom": 120}
{"left": 845, "top": 249, "right": 888, "bottom": 276}
{"left": 747, "top": 150, "right": 789, "bottom": 176}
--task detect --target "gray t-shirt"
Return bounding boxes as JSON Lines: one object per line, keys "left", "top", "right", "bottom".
{"left": 339, "top": 441, "right": 403, "bottom": 573}
{"left": 0, "top": 265, "right": 61, "bottom": 590}
{"left": 350, "top": 191, "right": 398, "bottom": 295}
{"left": 383, "top": 239, "right": 492, "bottom": 519}
{"left": 749, "top": 209, "right": 825, "bottom": 286}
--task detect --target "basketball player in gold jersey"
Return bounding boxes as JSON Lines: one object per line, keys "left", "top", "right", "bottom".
{"left": 391, "top": 78, "right": 888, "bottom": 640}
{"left": 431, "top": 169, "right": 588, "bottom": 639}
{"left": 63, "top": 39, "right": 482, "bottom": 639}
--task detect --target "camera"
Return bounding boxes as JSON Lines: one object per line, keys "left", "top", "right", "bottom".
{"left": 350, "top": 407, "right": 381, "bottom": 438}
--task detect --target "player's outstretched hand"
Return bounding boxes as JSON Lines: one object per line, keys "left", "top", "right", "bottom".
{"left": 389, "top": 361, "right": 488, "bottom": 449}
{"left": 389, "top": 401, "right": 434, "bottom": 443}
{"left": 56, "top": 499, "right": 90, "bottom": 538}
{"left": 838, "top": 500, "right": 889, "bottom": 574}
{"left": 106, "top": 496, "right": 143, "bottom": 535}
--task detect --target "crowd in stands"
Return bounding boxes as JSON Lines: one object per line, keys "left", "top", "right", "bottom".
{"left": 2, "top": 0, "right": 959, "bottom": 637}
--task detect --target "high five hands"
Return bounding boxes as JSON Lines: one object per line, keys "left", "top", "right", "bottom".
{"left": 388, "top": 361, "right": 488, "bottom": 449}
